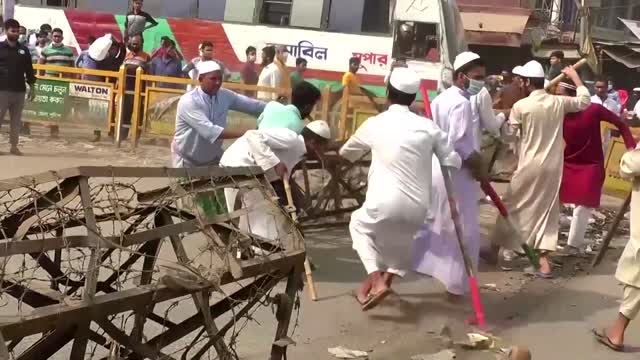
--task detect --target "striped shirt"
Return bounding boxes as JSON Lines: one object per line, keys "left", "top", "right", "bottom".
{"left": 41, "top": 44, "right": 75, "bottom": 76}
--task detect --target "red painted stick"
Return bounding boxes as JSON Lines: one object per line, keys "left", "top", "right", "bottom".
{"left": 421, "top": 83, "right": 485, "bottom": 327}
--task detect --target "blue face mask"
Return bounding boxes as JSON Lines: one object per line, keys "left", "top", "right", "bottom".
{"left": 466, "top": 78, "right": 485, "bottom": 96}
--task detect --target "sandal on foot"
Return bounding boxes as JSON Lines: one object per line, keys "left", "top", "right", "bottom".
{"left": 592, "top": 328, "right": 624, "bottom": 352}
{"left": 362, "top": 288, "right": 392, "bottom": 311}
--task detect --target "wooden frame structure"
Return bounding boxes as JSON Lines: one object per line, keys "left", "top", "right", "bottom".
{"left": 291, "top": 88, "right": 384, "bottom": 227}
{"left": 0, "top": 166, "right": 305, "bottom": 360}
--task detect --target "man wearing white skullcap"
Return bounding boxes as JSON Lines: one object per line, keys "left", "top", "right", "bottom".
{"left": 340, "top": 67, "right": 461, "bottom": 310}
{"left": 488, "top": 61, "right": 590, "bottom": 277}
{"left": 413, "top": 51, "right": 489, "bottom": 299}
{"left": 172, "top": 60, "right": 266, "bottom": 167}
{"left": 220, "top": 120, "right": 331, "bottom": 239}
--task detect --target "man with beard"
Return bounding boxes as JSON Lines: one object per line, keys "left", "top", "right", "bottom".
{"left": 0, "top": 19, "right": 36, "bottom": 156}
{"left": 172, "top": 61, "right": 265, "bottom": 168}
{"left": 489, "top": 61, "right": 590, "bottom": 278}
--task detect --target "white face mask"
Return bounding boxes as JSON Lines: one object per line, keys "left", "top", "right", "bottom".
{"left": 467, "top": 78, "right": 485, "bottom": 96}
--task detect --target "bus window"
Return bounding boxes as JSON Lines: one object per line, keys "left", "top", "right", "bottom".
{"left": 393, "top": 21, "right": 440, "bottom": 62}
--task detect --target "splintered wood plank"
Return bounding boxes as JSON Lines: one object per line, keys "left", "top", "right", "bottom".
{"left": 0, "top": 177, "right": 79, "bottom": 239}
{"left": 70, "top": 177, "right": 101, "bottom": 360}
{"left": 157, "top": 210, "right": 233, "bottom": 360}
{"left": 0, "top": 201, "right": 271, "bottom": 257}
{"left": 14, "top": 326, "right": 76, "bottom": 360}
{"left": 96, "top": 318, "right": 177, "bottom": 360}
{"left": 270, "top": 264, "right": 303, "bottom": 360}
{"left": 147, "top": 273, "right": 282, "bottom": 349}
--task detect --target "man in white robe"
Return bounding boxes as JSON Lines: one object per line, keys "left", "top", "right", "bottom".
{"left": 413, "top": 52, "right": 489, "bottom": 298}
{"left": 340, "top": 68, "right": 462, "bottom": 311}
{"left": 220, "top": 121, "right": 331, "bottom": 240}
{"left": 489, "top": 61, "right": 590, "bottom": 277}
{"left": 593, "top": 143, "right": 640, "bottom": 352}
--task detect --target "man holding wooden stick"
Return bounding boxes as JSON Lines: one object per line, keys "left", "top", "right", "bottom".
{"left": 488, "top": 61, "right": 590, "bottom": 278}
{"left": 413, "top": 52, "right": 489, "bottom": 300}
{"left": 593, "top": 143, "right": 640, "bottom": 352}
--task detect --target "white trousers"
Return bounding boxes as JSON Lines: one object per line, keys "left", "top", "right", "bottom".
{"left": 567, "top": 205, "right": 593, "bottom": 249}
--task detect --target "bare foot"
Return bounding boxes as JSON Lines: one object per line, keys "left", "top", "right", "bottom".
{"left": 538, "top": 256, "right": 553, "bottom": 275}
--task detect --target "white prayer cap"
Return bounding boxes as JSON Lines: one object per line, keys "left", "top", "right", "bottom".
{"left": 633, "top": 87, "right": 640, "bottom": 92}
{"left": 453, "top": 51, "right": 481, "bottom": 71}
{"left": 519, "top": 60, "right": 545, "bottom": 78}
{"left": 512, "top": 65, "right": 524, "bottom": 76}
{"left": 306, "top": 120, "right": 331, "bottom": 140}
{"left": 389, "top": 67, "right": 420, "bottom": 95}
{"left": 196, "top": 60, "right": 221, "bottom": 76}
{"left": 88, "top": 34, "right": 113, "bottom": 62}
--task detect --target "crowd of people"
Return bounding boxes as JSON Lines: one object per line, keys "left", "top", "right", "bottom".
{"left": 165, "top": 46, "right": 640, "bottom": 352}
{"left": 2, "top": 3, "right": 640, "bottom": 353}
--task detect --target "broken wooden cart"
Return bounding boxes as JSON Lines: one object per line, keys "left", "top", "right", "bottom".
{"left": 0, "top": 166, "right": 305, "bottom": 360}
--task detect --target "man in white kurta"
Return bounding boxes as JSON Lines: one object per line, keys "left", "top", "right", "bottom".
{"left": 413, "top": 52, "right": 489, "bottom": 297}
{"left": 489, "top": 61, "right": 590, "bottom": 277}
{"left": 340, "top": 68, "right": 461, "bottom": 310}
{"left": 594, "top": 143, "right": 640, "bottom": 352}
{"left": 220, "top": 121, "right": 331, "bottom": 240}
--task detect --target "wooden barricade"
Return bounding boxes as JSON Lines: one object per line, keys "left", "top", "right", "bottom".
{"left": 130, "top": 70, "right": 296, "bottom": 148}
{"left": 0, "top": 166, "right": 305, "bottom": 360}
{"left": 19, "top": 64, "right": 122, "bottom": 141}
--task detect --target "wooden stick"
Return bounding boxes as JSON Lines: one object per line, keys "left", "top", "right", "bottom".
{"left": 592, "top": 193, "right": 632, "bottom": 268}
{"left": 283, "top": 177, "right": 318, "bottom": 301}
{"left": 440, "top": 167, "right": 486, "bottom": 328}
{"left": 545, "top": 58, "right": 588, "bottom": 91}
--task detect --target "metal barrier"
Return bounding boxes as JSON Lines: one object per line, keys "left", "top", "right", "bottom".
{"left": 24, "top": 64, "right": 124, "bottom": 141}
{"left": 129, "top": 69, "right": 318, "bottom": 148}
{"left": 26, "top": 64, "right": 395, "bottom": 148}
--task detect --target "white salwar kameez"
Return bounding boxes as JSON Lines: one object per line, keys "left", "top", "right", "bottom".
{"left": 220, "top": 128, "right": 306, "bottom": 240}
{"left": 413, "top": 86, "right": 481, "bottom": 295}
{"left": 340, "top": 105, "right": 461, "bottom": 277}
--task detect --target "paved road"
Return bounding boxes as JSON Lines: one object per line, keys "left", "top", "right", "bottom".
{"left": 0, "top": 138, "right": 637, "bottom": 359}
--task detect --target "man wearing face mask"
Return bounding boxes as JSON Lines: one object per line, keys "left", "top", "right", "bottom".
{"left": 413, "top": 52, "right": 488, "bottom": 300}
{"left": 488, "top": 61, "right": 590, "bottom": 278}
{"left": 18, "top": 27, "right": 38, "bottom": 63}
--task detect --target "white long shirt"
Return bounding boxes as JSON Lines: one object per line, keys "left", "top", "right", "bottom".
{"left": 220, "top": 128, "right": 306, "bottom": 175}
{"left": 340, "top": 104, "right": 461, "bottom": 223}
{"left": 257, "top": 63, "right": 282, "bottom": 101}
{"left": 592, "top": 94, "right": 621, "bottom": 115}
{"left": 470, "top": 87, "right": 506, "bottom": 150}
{"left": 340, "top": 104, "right": 461, "bottom": 274}
{"left": 220, "top": 128, "right": 306, "bottom": 240}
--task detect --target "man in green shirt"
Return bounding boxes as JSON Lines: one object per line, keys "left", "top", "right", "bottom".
{"left": 290, "top": 57, "right": 307, "bottom": 88}
{"left": 39, "top": 28, "right": 74, "bottom": 77}
{"left": 257, "top": 81, "right": 320, "bottom": 134}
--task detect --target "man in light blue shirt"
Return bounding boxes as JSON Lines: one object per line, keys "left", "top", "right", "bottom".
{"left": 256, "top": 81, "right": 322, "bottom": 134}
{"left": 172, "top": 61, "right": 266, "bottom": 167}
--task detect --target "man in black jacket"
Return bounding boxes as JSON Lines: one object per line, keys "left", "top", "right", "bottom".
{"left": 0, "top": 19, "right": 35, "bottom": 156}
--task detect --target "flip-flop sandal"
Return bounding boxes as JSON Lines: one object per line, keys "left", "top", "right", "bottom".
{"left": 524, "top": 266, "right": 554, "bottom": 279}
{"left": 361, "top": 288, "right": 392, "bottom": 312}
{"left": 351, "top": 290, "right": 370, "bottom": 306}
{"left": 592, "top": 328, "right": 624, "bottom": 352}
